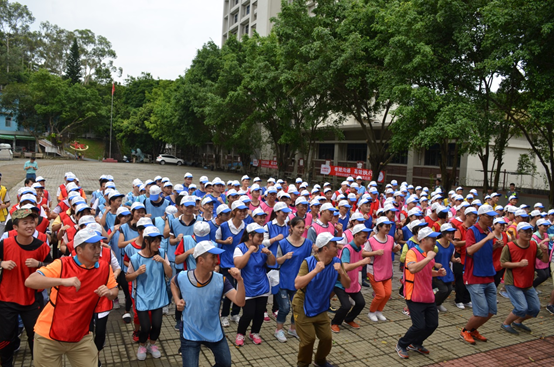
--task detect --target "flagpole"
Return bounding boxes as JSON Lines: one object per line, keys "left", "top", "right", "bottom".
{"left": 109, "top": 83, "right": 114, "bottom": 159}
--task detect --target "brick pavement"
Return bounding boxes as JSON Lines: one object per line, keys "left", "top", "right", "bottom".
{"left": 4, "top": 160, "right": 554, "bottom": 366}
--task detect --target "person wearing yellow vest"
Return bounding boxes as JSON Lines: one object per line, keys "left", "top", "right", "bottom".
{"left": 0, "top": 173, "right": 11, "bottom": 235}
{"left": 506, "top": 209, "right": 529, "bottom": 241}
{"left": 396, "top": 227, "right": 445, "bottom": 359}
{"left": 25, "top": 227, "right": 118, "bottom": 367}
{"left": 500, "top": 222, "right": 548, "bottom": 334}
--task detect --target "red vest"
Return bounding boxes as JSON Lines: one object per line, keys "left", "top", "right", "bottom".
{"left": 7, "top": 229, "right": 47, "bottom": 244}
{"left": 507, "top": 241, "right": 537, "bottom": 288}
{"left": 0, "top": 236, "right": 50, "bottom": 306}
{"left": 49, "top": 256, "right": 110, "bottom": 342}
{"left": 59, "top": 184, "right": 68, "bottom": 200}
{"left": 62, "top": 216, "right": 77, "bottom": 243}
{"left": 404, "top": 248, "right": 435, "bottom": 303}
{"left": 36, "top": 217, "right": 49, "bottom": 234}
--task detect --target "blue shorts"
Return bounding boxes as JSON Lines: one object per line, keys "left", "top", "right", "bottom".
{"left": 466, "top": 282, "right": 497, "bottom": 317}
{"left": 505, "top": 285, "right": 541, "bottom": 318}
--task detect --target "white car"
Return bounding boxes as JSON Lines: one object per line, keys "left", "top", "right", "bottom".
{"left": 156, "top": 154, "right": 184, "bottom": 165}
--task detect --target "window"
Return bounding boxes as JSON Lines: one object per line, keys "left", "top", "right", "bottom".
{"left": 246, "top": 5, "right": 250, "bottom": 14}
{"left": 233, "top": 13, "right": 238, "bottom": 23}
{"left": 318, "top": 143, "right": 334, "bottom": 160}
{"left": 424, "top": 143, "right": 461, "bottom": 167}
{"left": 390, "top": 150, "right": 408, "bottom": 164}
{"left": 5, "top": 117, "right": 11, "bottom": 128}
{"left": 244, "top": 24, "right": 249, "bottom": 35}
{"left": 346, "top": 143, "right": 367, "bottom": 162}
{"left": 234, "top": 0, "right": 239, "bottom": 5}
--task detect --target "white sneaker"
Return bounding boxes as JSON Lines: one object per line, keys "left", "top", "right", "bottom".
{"left": 455, "top": 302, "right": 465, "bottom": 310}
{"left": 113, "top": 298, "right": 120, "bottom": 310}
{"left": 231, "top": 314, "right": 240, "bottom": 324}
{"left": 274, "top": 329, "right": 287, "bottom": 343}
{"left": 147, "top": 343, "right": 161, "bottom": 358}
{"left": 162, "top": 306, "right": 169, "bottom": 315}
{"left": 464, "top": 302, "right": 473, "bottom": 308}
{"left": 437, "top": 305, "right": 448, "bottom": 312}
{"left": 375, "top": 311, "right": 387, "bottom": 321}
{"left": 287, "top": 328, "right": 299, "bottom": 339}
{"left": 368, "top": 312, "right": 378, "bottom": 322}
{"left": 137, "top": 345, "right": 147, "bottom": 360}
{"left": 221, "top": 317, "right": 230, "bottom": 327}
{"left": 349, "top": 298, "right": 355, "bottom": 306}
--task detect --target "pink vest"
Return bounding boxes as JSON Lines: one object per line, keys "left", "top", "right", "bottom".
{"left": 344, "top": 229, "right": 353, "bottom": 244}
{"left": 406, "top": 248, "right": 435, "bottom": 303}
{"left": 343, "top": 243, "right": 364, "bottom": 293}
{"left": 533, "top": 233, "right": 549, "bottom": 270}
{"left": 289, "top": 212, "right": 313, "bottom": 238}
{"left": 368, "top": 235, "right": 395, "bottom": 282}
{"left": 312, "top": 220, "right": 335, "bottom": 237}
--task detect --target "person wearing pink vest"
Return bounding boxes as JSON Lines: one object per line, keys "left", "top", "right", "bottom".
{"left": 330, "top": 224, "right": 383, "bottom": 333}
{"left": 365, "top": 217, "right": 401, "bottom": 322}
{"left": 396, "top": 227, "right": 445, "bottom": 359}
{"left": 532, "top": 219, "right": 551, "bottom": 290}
{"left": 307, "top": 203, "right": 340, "bottom": 244}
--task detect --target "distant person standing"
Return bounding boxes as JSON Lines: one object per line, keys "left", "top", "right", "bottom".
{"left": 23, "top": 157, "right": 38, "bottom": 181}
{"left": 0, "top": 173, "right": 10, "bottom": 235}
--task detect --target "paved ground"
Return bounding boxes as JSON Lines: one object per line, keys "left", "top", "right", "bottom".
{"left": 2, "top": 159, "right": 554, "bottom": 366}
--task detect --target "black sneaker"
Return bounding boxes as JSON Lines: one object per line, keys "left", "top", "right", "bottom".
{"left": 546, "top": 304, "right": 554, "bottom": 315}
{"left": 501, "top": 323, "right": 519, "bottom": 335}
{"left": 396, "top": 344, "right": 409, "bottom": 359}
{"left": 314, "top": 362, "right": 337, "bottom": 367}
{"left": 407, "top": 344, "right": 429, "bottom": 355}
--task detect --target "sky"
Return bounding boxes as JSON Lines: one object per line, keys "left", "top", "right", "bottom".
{"left": 19, "top": 0, "right": 223, "bottom": 82}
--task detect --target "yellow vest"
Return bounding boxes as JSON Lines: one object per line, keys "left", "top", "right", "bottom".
{"left": 0, "top": 185, "right": 7, "bottom": 221}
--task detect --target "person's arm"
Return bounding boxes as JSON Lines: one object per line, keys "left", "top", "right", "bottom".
{"left": 295, "top": 259, "right": 324, "bottom": 290}
{"left": 234, "top": 246, "right": 254, "bottom": 269}
{"left": 466, "top": 230, "right": 495, "bottom": 256}
{"left": 223, "top": 268, "right": 246, "bottom": 307}
{"left": 163, "top": 217, "right": 170, "bottom": 238}
{"left": 125, "top": 262, "right": 146, "bottom": 281}
{"left": 277, "top": 250, "right": 293, "bottom": 265}
{"left": 536, "top": 241, "right": 549, "bottom": 263}
{"left": 262, "top": 246, "right": 276, "bottom": 266}
{"left": 335, "top": 262, "right": 351, "bottom": 289}
{"left": 99, "top": 207, "right": 109, "bottom": 228}
{"left": 170, "top": 233, "right": 183, "bottom": 246}
{"left": 406, "top": 251, "right": 436, "bottom": 274}
{"left": 25, "top": 271, "right": 81, "bottom": 291}
{"left": 118, "top": 232, "right": 137, "bottom": 248}
{"left": 153, "top": 253, "right": 172, "bottom": 278}
{"left": 343, "top": 257, "right": 371, "bottom": 272}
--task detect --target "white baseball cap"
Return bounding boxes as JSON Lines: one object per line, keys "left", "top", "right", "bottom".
{"left": 320, "top": 203, "right": 336, "bottom": 212}
{"left": 184, "top": 172, "right": 193, "bottom": 178}
{"left": 216, "top": 204, "right": 231, "bottom": 216}
{"left": 465, "top": 207, "right": 478, "bottom": 216}
{"left": 180, "top": 196, "right": 196, "bottom": 207}
{"left": 78, "top": 215, "right": 96, "bottom": 226}
{"left": 193, "top": 221, "right": 211, "bottom": 238}
{"left": 493, "top": 218, "right": 507, "bottom": 225}
{"left": 201, "top": 196, "right": 214, "bottom": 206}
{"left": 351, "top": 224, "right": 371, "bottom": 236}
{"left": 193, "top": 240, "right": 224, "bottom": 259}
{"left": 74, "top": 227, "right": 106, "bottom": 248}
{"left": 199, "top": 176, "right": 209, "bottom": 183}
{"left": 516, "top": 222, "right": 533, "bottom": 231}
{"left": 143, "top": 226, "right": 163, "bottom": 238}
{"left": 315, "top": 232, "right": 343, "bottom": 248}
{"left": 75, "top": 203, "right": 91, "bottom": 214}
{"left": 417, "top": 227, "right": 441, "bottom": 241}
{"left": 375, "top": 217, "right": 394, "bottom": 226}
{"left": 246, "top": 223, "right": 266, "bottom": 234}
{"left": 137, "top": 217, "right": 153, "bottom": 228}
{"left": 515, "top": 209, "right": 529, "bottom": 218}
{"left": 274, "top": 202, "right": 291, "bottom": 213}
{"left": 131, "top": 202, "right": 146, "bottom": 211}
{"left": 231, "top": 200, "right": 248, "bottom": 211}
{"left": 295, "top": 197, "right": 309, "bottom": 206}
{"left": 252, "top": 207, "right": 267, "bottom": 217}
{"left": 440, "top": 223, "right": 456, "bottom": 232}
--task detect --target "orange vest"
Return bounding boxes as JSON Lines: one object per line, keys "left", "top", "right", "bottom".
{"left": 49, "top": 256, "right": 110, "bottom": 342}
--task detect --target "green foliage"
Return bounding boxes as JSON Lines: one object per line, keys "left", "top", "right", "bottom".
{"left": 64, "top": 38, "right": 81, "bottom": 84}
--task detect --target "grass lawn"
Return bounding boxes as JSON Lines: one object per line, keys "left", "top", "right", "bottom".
{"left": 68, "top": 138, "right": 105, "bottom": 160}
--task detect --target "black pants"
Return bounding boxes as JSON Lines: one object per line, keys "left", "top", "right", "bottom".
{"left": 453, "top": 259, "right": 471, "bottom": 304}
{"left": 432, "top": 279, "right": 453, "bottom": 306}
{"left": 533, "top": 268, "right": 550, "bottom": 288}
{"left": 89, "top": 313, "right": 109, "bottom": 352}
{"left": 237, "top": 297, "right": 268, "bottom": 335}
{"left": 137, "top": 308, "right": 163, "bottom": 344}
{"left": 494, "top": 268, "right": 505, "bottom": 287}
{"left": 0, "top": 301, "right": 41, "bottom": 367}
{"left": 116, "top": 271, "right": 132, "bottom": 312}
{"left": 398, "top": 301, "right": 438, "bottom": 349}
{"left": 331, "top": 287, "right": 366, "bottom": 325}
{"left": 220, "top": 268, "right": 240, "bottom": 317}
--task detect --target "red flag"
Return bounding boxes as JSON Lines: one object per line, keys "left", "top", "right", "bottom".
{"left": 111, "top": 83, "right": 115, "bottom": 96}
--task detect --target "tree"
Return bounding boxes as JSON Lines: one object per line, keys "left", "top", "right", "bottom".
{"left": 64, "top": 38, "right": 81, "bottom": 84}
{"left": 0, "top": 0, "right": 34, "bottom": 74}
{"left": 73, "top": 29, "right": 121, "bottom": 84}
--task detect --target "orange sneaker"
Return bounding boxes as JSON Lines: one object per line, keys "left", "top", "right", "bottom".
{"left": 470, "top": 329, "right": 488, "bottom": 342}
{"left": 460, "top": 330, "right": 475, "bottom": 345}
{"left": 330, "top": 324, "right": 340, "bottom": 333}
{"left": 346, "top": 321, "right": 360, "bottom": 329}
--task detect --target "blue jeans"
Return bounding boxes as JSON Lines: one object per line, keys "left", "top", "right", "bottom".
{"left": 180, "top": 335, "right": 231, "bottom": 367}
{"left": 505, "top": 285, "right": 541, "bottom": 318}
{"left": 276, "top": 288, "right": 296, "bottom": 324}
{"left": 25, "top": 173, "right": 36, "bottom": 181}
{"left": 466, "top": 282, "right": 497, "bottom": 317}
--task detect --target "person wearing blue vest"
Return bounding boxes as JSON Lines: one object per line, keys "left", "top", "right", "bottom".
{"left": 396, "top": 227, "right": 445, "bottom": 359}
{"left": 336, "top": 200, "right": 351, "bottom": 231}
{"left": 126, "top": 226, "right": 172, "bottom": 361}
{"left": 99, "top": 190, "right": 124, "bottom": 232}
{"left": 233, "top": 223, "right": 276, "bottom": 346}
{"left": 273, "top": 217, "right": 313, "bottom": 343}
{"left": 107, "top": 206, "right": 132, "bottom": 315}
{"left": 144, "top": 186, "right": 169, "bottom": 221}
{"left": 208, "top": 205, "right": 231, "bottom": 243}
{"left": 433, "top": 223, "right": 460, "bottom": 313}
{"left": 125, "top": 179, "right": 143, "bottom": 207}
{"left": 171, "top": 241, "right": 244, "bottom": 367}
{"left": 292, "top": 232, "right": 350, "bottom": 367}
{"left": 175, "top": 221, "right": 211, "bottom": 271}
{"left": 169, "top": 196, "right": 198, "bottom": 330}
{"left": 215, "top": 200, "right": 247, "bottom": 327}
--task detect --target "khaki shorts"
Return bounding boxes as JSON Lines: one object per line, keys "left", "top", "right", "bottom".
{"left": 34, "top": 333, "right": 97, "bottom": 367}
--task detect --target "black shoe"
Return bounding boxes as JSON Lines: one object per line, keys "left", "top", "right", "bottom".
{"left": 395, "top": 344, "right": 409, "bottom": 359}
{"left": 362, "top": 281, "right": 370, "bottom": 288}
{"left": 98, "top": 361, "right": 102, "bottom": 367}
{"left": 407, "top": 344, "right": 429, "bottom": 355}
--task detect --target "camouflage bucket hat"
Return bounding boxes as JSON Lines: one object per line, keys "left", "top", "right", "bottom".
{"left": 12, "top": 208, "right": 37, "bottom": 219}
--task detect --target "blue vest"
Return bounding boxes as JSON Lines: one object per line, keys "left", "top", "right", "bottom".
{"left": 103, "top": 210, "right": 117, "bottom": 232}
{"left": 337, "top": 213, "right": 350, "bottom": 231}
{"left": 244, "top": 215, "right": 254, "bottom": 226}
{"left": 145, "top": 198, "right": 169, "bottom": 220}
{"left": 278, "top": 238, "right": 313, "bottom": 291}
{"left": 109, "top": 227, "right": 123, "bottom": 266}
{"left": 206, "top": 194, "right": 221, "bottom": 216}
{"left": 303, "top": 256, "right": 340, "bottom": 317}
{"left": 219, "top": 221, "right": 244, "bottom": 268}
{"left": 178, "top": 271, "right": 225, "bottom": 342}
{"left": 208, "top": 220, "right": 219, "bottom": 243}
{"left": 153, "top": 217, "right": 169, "bottom": 256}
{"left": 170, "top": 217, "right": 195, "bottom": 270}
{"left": 266, "top": 221, "right": 289, "bottom": 269}
{"left": 123, "top": 242, "right": 141, "bottom": 272}
{"left": 237, "top": 243, "right": 270, "bottom": 297}
{"left": 193, "top": 189, "right": 207, "bottom": 198}
{"left": 181, "top": 236, "right": 198, "bottom": 270}
{"left": 436, "top": 241, "right": 455, "bottom": 282}
{"left": 468, "top": 226, "right": 496, "bottom": 277}
{"left": 130, "top": 248, "right": 169, "bottom": 311}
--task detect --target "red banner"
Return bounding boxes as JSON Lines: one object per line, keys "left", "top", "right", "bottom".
{"left": 321, "top": 165, "right": 386, "bottom": 183}
{"left": 260, "top": 159, "right": 278, "bottom": 169}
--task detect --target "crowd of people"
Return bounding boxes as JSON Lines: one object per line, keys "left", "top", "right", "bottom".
{"left": 0, "top": 170, "right": 553, "bottom": 367}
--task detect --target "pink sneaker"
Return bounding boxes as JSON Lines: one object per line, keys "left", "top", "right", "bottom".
{"left": 249, "top": 333, "right": 262, "bottom": 345}
{"left": 273, "top": 310, "right": 278, "bottom": 318}
{"left": 235, "top": 333, "right": 245, "bottom": 347}
{"left": 263, "top": 312, "right": 270, "bottom": 322}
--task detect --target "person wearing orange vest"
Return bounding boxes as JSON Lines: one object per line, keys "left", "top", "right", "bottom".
{"left": 0, "top": 208, "right": 51, "bottom": 367}
{"left": 395, "top": 227, "right": 445, "bottom": 359}
{"left": 25, "top": 227, "right": 118, "bottom": 367}
{"left": 500, "top": 222, "right": 548, "bottom": 334}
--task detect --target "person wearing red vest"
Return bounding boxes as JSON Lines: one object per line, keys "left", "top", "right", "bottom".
{"left": 25, "top": 227, "right": 118, "bottom": 367}
{"left": 0, "top": 208, "right": 51, "bottom": 367}
{"left": 395, "top": 227, "right": 444, "bottom": 359}
{"left": 500, "top": 222, "right": 548, "bottom": 335}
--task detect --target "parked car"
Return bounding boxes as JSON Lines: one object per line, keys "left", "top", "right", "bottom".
{"left": 156, "top": 154, "right": 184, "bottom": 165}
